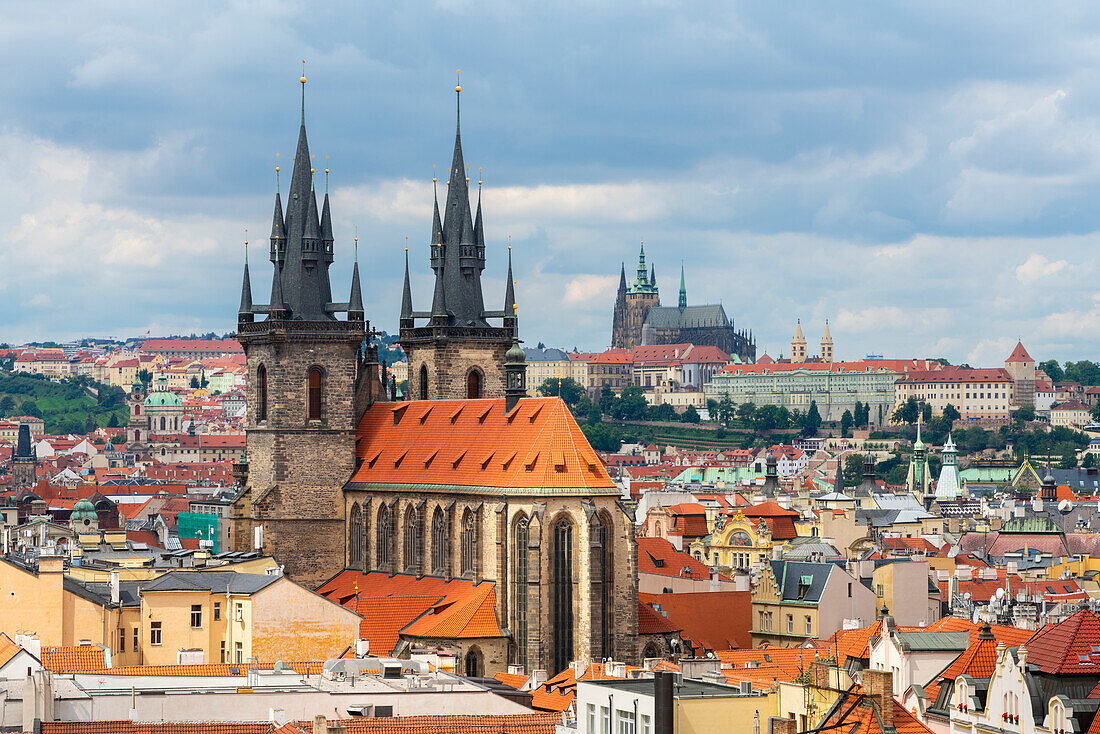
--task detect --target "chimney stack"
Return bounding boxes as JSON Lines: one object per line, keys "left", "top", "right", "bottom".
{"left": 654, "top": 670, "right": 675, "bottom": 734}
{"left": 863, "top": 669, "right": 894, "bottom": 732}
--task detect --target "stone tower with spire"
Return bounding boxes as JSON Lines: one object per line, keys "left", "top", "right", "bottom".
{"left": 820, "top": 320, "right": 833, "bottom": 362}
{"left": 790, "top": 320, "right": 807, "bottom": 363}
{"left": 399, "top": 81, "right": 517, "bottom": 400}
{"left": 11, "top": 424, "right": 37, "bottom": 490}
{"left": 610, "top": 241, "right": 660, "bottom": 349}
{"left": 230, "top": 73, "right": 383, "bottom": 586}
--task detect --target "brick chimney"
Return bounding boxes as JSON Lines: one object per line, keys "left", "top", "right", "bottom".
{"left": 863, "top": 669, "right": 894, "bottom": 732}
{"left": 810, "top": 659, "right": 831, "bottom": 690}
{"left": 769, "top": 716, "right": 797, "bottom": 734}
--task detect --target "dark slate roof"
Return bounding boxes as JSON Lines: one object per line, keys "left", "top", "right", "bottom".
{"left": 15, "top": 425, "right": 32, "bottom": 458}
{"left": 769, "top": 560, "right": 833, "bottom": 603}
{"left": 644, "top": 304, "right": 730, "bottom": 329}
{"left": 524, "top": 347, "right": 571, "bottom": 362}
{"left": 895, "top": 630, "right": 970, "bottom": 652}
{"left": 1053, "top": 468, "right": 1100, "bottom": 494}
{"left": 141, "top": 571, "right": 279, "bottom": 595}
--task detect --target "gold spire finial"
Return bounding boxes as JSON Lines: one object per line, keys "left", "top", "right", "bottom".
{"left": 432, "top": 163, "right": 437, "bottom": 184}
{"left": 300, "top": 59, "right": 306, "bottom": 85}
{"left": 478, "top": 167, "right": 482, "bottom": 187}
{"left": 455, "top": 69, "right": 461, "bottom": 93}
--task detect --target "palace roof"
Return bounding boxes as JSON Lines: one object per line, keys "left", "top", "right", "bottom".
{"left": 348, "top": 398, "right": 615, "bottom": 493}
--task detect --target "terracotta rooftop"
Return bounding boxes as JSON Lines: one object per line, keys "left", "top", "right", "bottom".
{"left": 1024, "top": 608, "right": 1100, "bottom": 675}
{"left": 1005, "top": 341, "right": 1034, "bottom": 363}
{"left": 642, "top": 590, "right": 752, "bottom": 653}
{"left": 349, "top": 398, "right": 615, "bottom": 493}
{"left": 41, "top": 645, "right": 106, "bottom": 673}
{"left": 636, "top": 536, "right": 718, "bottom": 580}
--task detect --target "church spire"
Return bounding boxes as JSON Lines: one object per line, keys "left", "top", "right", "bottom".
{"left": 619, "top": 262, "right": 627, "bottom": 292}
{"left": 239, "top": 236, "right": 254, "bottom": 323}
{"left": 504, "top": 242, "right": 516, "bottom": 331}
{"left": 678, "top": 263, "right": 687, "bottom": 312}
{"left": 348, "top": 232, "right": 363, "bottom": 322}
{"left": 401, "top": 246, "right": 414, "bottom": 323}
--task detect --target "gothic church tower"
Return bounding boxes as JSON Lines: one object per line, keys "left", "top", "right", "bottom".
{"left": 610, "top": 241, "right": 659, "bottom": 349}
{"left": 400, "top": 81, "right": 516, "bottom": 400}
{"left": 230, "top": 74, "right": 383, "bottom": 586}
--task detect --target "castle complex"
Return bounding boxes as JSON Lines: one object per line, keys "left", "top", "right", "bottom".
{"left": 229, "top": 78, "right": 640, "bottom": 676}
{"left": 610, "top": 243, "right": 756, "bottom": 361}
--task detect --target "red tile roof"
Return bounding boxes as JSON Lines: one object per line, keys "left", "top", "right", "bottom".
{"left": 41, "top": 724, "right": 271, "bottom": 734}
{"left": 316, "top": 571, "right": 504, "bottom": 655}
{"left": 350, "top": 399, "right": 614, "bottom": 491}
{"left": 140, "top": 339, "right": 243, "bottom": 354}
{"left": 0, "top": 633, "right": 22, "bottom": 669}
{"left": 41, "top": 645, "right": 107, "bottom": 673}
{"left": 636, "top": 536, "right": 717, "bottom": 580}
{"left": 641, "top": 591, "right": 752, "bottom": 653}
{"left": 818, "top": 689, "right": 935, "bottom": 734}
{"left": 637, "top": 599, "right": 682, "bottom": 635}
{"left": 924, "top": 626, "right": 1000, "bottom": 701}
{"left": 720, "top": 359, "right": 935, "bottom": 376}
{"left": 895, "top": 366, "right": 1012, "bottom": 385}
{"left": 1024, "top": 608, "right": 1100, "bottom": 675}
{"left": 1005, "top": 342, "right": 1033, "bottom": 363}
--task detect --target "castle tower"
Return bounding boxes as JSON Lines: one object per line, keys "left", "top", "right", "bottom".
{"left": 611, "top": 240, "right": 660, "bottom": 350}
{"left": 678, "top": 264, "right": 687, "bottom": 312}
{"left": 934, "top": 433, "right": 960, "bottom": 501}
{"left": 230, "top": 73, "right": 381, "bottom": 586}
{"left": 399, "top": 80, "right": 515, "bottom": 400}
{"left": 790, "top": 320, "right": 807, "bottom": 364}
{"left": 820, "top": 320, "right": 833, "bottom": 362}
{"left": 1004, "top": 341, "right": 1035, "bottom": 411}
{"left": 11, "top": 424, "right": 37, "bottom": 490}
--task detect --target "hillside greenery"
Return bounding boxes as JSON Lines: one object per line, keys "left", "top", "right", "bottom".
{"left": 0, "top": 372, "right": 129, "bottom": 435}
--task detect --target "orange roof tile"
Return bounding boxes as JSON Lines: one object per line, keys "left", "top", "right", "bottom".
{"left": 350, "top": 398, "right": 614, "bottom": 492}
{"left": 41, "top": 724, "right": 270, "bottom": 734}
{"left": 493, "top": 671, "right": 530, "bottom": 690}
{"left": 316, "top": 571, "right": 504, "bottom": 655}
{"left": 41, "top": 645, "right": 106, "bottom": 673}
{"left": 0, "top": 633, "right": 23, "bottom": 669}
{"left": 642, "top": 591, "right": 752, "bottom": 653}
{"left": 1005, "top": 341, "right": 1033, "bottom": 363}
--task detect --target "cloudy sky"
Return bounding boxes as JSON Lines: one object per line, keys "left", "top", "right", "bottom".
{"left": 1, "top": 2, "right": 1099, "bottom": 365}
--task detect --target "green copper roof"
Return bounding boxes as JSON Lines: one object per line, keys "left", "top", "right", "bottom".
{"left": 71, "top": 498, "right": 97, "bottom": 522}
{"left": 144, "top": 391, "right": 182, "bottom": 408}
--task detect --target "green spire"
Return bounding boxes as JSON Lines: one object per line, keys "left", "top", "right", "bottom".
{"left": 678, "top": 262, "right": 687, "bottom": 312}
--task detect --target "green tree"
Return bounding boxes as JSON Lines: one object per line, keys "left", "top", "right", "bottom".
{"left": 841, "top": 410, "right": 853, "bottom": 437}
{"left": 190, "top": 376, "right": 201, "bottom": 388}
{"left": 581, "top": 423, "right": 622, "bottom": 452}
{"left": 1039, "top": 360, "right": 1064, "bottom": 383}
{"left": 1015, "top": 405, "right": 1036, "bottom": 423}
{"left": 611, "top": 386, "right": 648, "bottom": 421}
{"left": 108, "top": 414, "right": 119, "bottom": 427}
{"left": 600, "top": 385, "right": 614, "bottom": 409}
{"left": 1060, "top": 447, "right": 1078, "bottom": 469}
{"left": 942, "top": 403, "right": 960, "bottom": 425}
{"left": 587, "top": 403, "right": 602, "bottom": 426}
{"left": 137, "top": 369, "right": 152, "bottom": 385}
{"left": 853, "top": 401, "right": 864, "bottom": 428}
{"left": 1092, "top": 401, "right": 1100, "bottom": 423}
{"left": 20, "top": 400, "right": 41, "bottom": 418}
{"left": 1064, "top": 360, "right": 1100, "bottom": 386}
{"left": 110, "top": 434, "right": 127, "bottom": 445}
{"left": 921, "top": 402, "right": 932, "bottom": 424}
{"left": 717, "top": 396, "right": 736, "bottom": 427}
{"left": 843, "top": 453, "right": 865, "bottom": 487}
{"left": 0, "top": 395, "right": 15, "bottom": 417}
{"left": 682, "top": 405, "right": 701, "bottom": 424}
{"left": 754, "top": 404, "right": 785, "bottom": 431}
{"left": 1085, "top": 453, "right": 1097, "bottom": 469}
{"left": 893, "top": 397, "right": 920, "bottom": 425}
{"left": 536, "top": 377, "right": 586, "bottom": 407}
{"left": 803, "top": 401, "right": 822, "bottom": 436}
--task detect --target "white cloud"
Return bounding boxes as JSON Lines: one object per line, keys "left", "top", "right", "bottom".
{"left": 563, "top": 274, "right": 617, "bottom": 305}
{"left": 1015, "top": 253, "right": 1067, "bottom": 284}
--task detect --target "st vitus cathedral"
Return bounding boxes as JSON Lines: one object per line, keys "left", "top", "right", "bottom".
{"left": 230, "top": 76, "right": 641, "bottom": 676}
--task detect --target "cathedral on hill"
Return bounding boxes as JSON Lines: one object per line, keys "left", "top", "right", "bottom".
{"left": 230, "top": 76, "right": 644, "bottom": 677}
{"left": 610, "top": 242, "right": 756, "bottom": 361}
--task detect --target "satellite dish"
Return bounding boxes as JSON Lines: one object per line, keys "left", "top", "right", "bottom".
{"left": 1059, "top": 500, "right": 1074, "bottom": 514}
{"left": 964, "top": 592, "right": 972, "bottom": 600}
{"left": 995, "top": 588, "right": 1005, "bottom": 600}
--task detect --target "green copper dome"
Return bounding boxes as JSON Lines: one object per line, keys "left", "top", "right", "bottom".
{"left": 505, "top": 339, "right": 526, "bottom": 364}
{"left": 71, "top": 498, "right": 97, "bottom": 523}
{"left": 144, "top": 391, "right": 182, "bottom": 408}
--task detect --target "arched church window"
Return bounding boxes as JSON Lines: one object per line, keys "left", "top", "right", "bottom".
{"left": 419, "top": 364, "right": 428, "bottom": 400}
{"left": 431, "top": 507, "right": 448, "bottom": 575}
{"left": 376, "top": 505, "right": 392, "bottom": 571}
{"left": 257, "top": 365, "right": 267, "bottom": 421}
{"left": 404, "top": 505, "right": 420, "bottom": 574}
{"left": 308, "top": 368, "right": 323, "bottom": 421}
{"left": 513, "top": 515, "right": 529, "bottom": 670}
{"left": 552, "top": 516, "right": 574, "bottom": 674}
{"left": 594, "top": 511, "right": 614, "bottom": 659}
{"left": 160, "top": 417, "right": 165, "bottom": 431}
{"left": 467, "top": 370, "right": 481, "bottom": 399}
{"left": 349, "top": 503, "right": 363, "bottom": 567}
{"left": 464, "top": 646, "right": 482, "bottom": 677}
{"left": 461, "top": 508, "right": 479, "bottom": 576}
